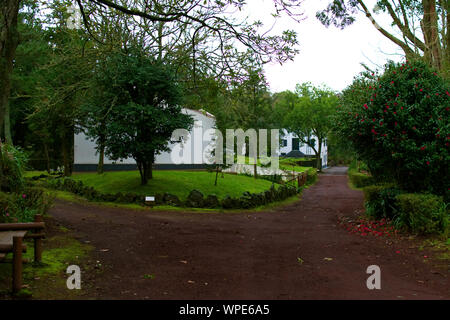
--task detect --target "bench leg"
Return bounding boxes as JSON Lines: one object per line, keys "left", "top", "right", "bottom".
{"left": 12, "top": 236, "right": 23, "bottom": 294}
{"left": 34, "top": 238, "right": 42, "bottom": 263}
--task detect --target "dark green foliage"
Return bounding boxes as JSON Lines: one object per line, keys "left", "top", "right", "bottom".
{"left": 363, "top": 184, "right": 402, "bottom": 219}
{"left": 395, "top": 193, "right": 449, "bottom": 235}
{"left": 0, "top": 144, "right": 27, "bottom": 192}
{"left": 337, "top": 60, "right": 449, "bottom": 195}
{"left": 88, "top": 49, "right": 194, "bottom": 185}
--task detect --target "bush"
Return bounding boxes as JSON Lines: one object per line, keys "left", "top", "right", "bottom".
{"left": 395, "top": 193, "right": 449, "bottom": 235}
{"left": 306, "top": 168, "right": 318, "bottom": 185}
{"left": 0, "top": 187, "right": 52, "bottom": 223}
{"left": 0, "top": 144, "right": 28, "bottom": 192}
{"left": 348, "top": 168, "right": 377, "bottom": 188}
{"left": 363, "top": 184, "right": 402, "bottom": 219}
{"left": 336, "top": 60, "right": 449, "bottom": 196}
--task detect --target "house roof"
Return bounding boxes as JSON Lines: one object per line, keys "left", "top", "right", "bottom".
{"left": 184, "top": 108, "right": 215, "bottom": 119}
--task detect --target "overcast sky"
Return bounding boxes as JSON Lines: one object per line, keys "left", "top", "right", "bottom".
{"left": 245, "top": 0, "right": 404, "bottom": 93}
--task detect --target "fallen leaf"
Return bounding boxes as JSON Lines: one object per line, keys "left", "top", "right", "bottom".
{"left": 180, "top": 260, "right": 188, "bottom": 264}
{"left": 324, "top": 257, "right": 333, "bottom": 261}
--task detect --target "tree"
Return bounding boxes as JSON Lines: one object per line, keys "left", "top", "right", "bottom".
{"left": 336, "top": 60, "right": 449, "bottom": 195}
{"left": 284, "top": 83, "right": 338, "bottom": 171}
{"left": 317, "top": 1, "right": 449, "bottom": 77}
{"left": 76, "top": 0, "right": 302, "bottom": 77}
{"left": 98, "top": 49, "right": 194, "bottom": 185}
{"left": 0, "top": 0, "right": 21, "bottom": 145}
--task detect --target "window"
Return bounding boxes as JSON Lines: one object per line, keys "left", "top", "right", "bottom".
{"left": 292, "top": 138, "right": 300, "bottom": 151}
{"left": 282, "top": 139, "right": 287, "bottom": 147}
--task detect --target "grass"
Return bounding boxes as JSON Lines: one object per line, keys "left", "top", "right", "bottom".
{"left": 0, "top": 233, "right": 93, "bottom": 299}
{"left": 70, "top": 170, "right": 274, "bottom": 201}
{"left": 279, "top": 158, "right": 314, "bottom": 173}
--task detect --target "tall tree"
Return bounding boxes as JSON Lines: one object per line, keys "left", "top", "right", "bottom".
{"left": 97, "top": 49, "right": 194, "bottom": 185}
{"left": 317, "top": 1, "right": 450, "bottom": 77}
{"left": 0, "top": 0, "right": 21, "bottom": 144}
{"left": 284, "top": 83, "right": 338, "bottom": 171}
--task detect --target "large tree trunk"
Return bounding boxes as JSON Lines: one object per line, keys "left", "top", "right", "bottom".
{"left": 0, "top": 0, "right": 20, "bottom": 145}
{"left": 422, "top": 0, "right": 442, "bottom": 70}
{"left": 316, "top": 139, "right": 322, "bottom": 172}
{"left": 43, "top": 142, "right": 50, "bottom": 173}
{"left": 97, "top": 136, "right": 105, "bottom": 174}
{"left": 4, "top": 100, "right": 12, "bottom": 144}
{"left": 61, "top": 126, "right": 74, "bottom": 177}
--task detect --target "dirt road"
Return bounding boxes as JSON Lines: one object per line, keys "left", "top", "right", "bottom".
{"left": 49, "top": 172, "right": 449, "bottom": 299}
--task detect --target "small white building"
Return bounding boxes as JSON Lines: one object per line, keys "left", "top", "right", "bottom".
{"left": 73, "top": 108, "right": 216, "bottom": 171}
{"left": 279, "top": 130, "right": 328, "bottom": 168}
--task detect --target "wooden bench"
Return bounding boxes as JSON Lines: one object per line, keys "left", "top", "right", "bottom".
{"left": 0, "top": 215, "right": 45, "bottom": 293}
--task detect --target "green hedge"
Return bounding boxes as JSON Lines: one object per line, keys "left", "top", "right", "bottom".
{"left": 45, "top": 177, "right": 299, "bottom": 210}
{"left": 348, "top": 169, "right": 376, "bottom": 188}
{"left": 395, "top": 193, "right": 448, "bottom": 235}
{"left": 362, "top": 184, "right": 449, "bottom": 235}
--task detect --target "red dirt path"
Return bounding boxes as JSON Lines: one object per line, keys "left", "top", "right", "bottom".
{"left": 48, "top": 172, "right": 449, "bottom": 299}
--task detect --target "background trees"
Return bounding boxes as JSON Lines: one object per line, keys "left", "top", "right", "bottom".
{"left": 283, "top": 83, "right": 338, "bottom": 171}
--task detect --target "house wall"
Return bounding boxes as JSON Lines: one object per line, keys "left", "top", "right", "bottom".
{"left": 74, "top": 108, "right": 216, "bottom": 168}
{"left": 279, "top": 130, "right": 328, "bottom": 168}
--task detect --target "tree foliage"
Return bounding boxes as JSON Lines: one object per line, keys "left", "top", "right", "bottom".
{"left": 335, "top": 60, "right": 449, "bottom": 195}
{"left": 317, "top": 0, "right": 450, "bottom": 78}
{"left": 283, "top": 83, "right": 338, "bottom": 170}
{"left": 93, "top": 49, "right": 194, "bottom": 185}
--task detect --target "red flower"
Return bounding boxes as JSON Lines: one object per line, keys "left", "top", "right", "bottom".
{"left": 419, "top": 88, "right": 423, "bottom": 92}
{"left": 420, "top": 146, "right": 426, "bottom": 150}
{"left": 426, "top": 161, "right": 430, "bottom": 165}
{"left": 363, "top": 104, "right": 368, "bottom": 109}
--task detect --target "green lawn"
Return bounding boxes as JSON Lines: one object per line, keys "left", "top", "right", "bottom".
{"left": 71, "top": 170, "right": 274, "bottom": 200}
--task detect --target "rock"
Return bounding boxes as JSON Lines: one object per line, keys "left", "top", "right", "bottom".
{"left": 186, "top": 189, "right": 204, "bottom": 207}
{"left": 204, "top": 194, "right": 220, "bottom": 208}
{"left": 163, "top": 193, "right": 181, "bottom": 206}
{"left": 221, "top": 195, "right": 240, "bottom": 209}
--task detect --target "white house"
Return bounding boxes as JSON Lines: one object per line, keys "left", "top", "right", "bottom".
{"left": 73, "top": 108, "right": 216, "bottom": 171}
{"left": 73, "top": 110, "right": 328, "bottom": 171}
{"left": 279, "top": 129, "right": 328, "bottom": 168}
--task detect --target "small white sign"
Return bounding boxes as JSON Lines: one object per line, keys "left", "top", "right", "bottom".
{"left": 145, "top": 196, "right": 155, "bottom": 202}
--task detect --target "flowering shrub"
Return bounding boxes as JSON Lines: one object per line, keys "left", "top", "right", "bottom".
{"left": 0, "top": 187, "right": 52, "bottom": 223}
{"left": 336, "top": 60, "right": 449, "bottom": 196}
